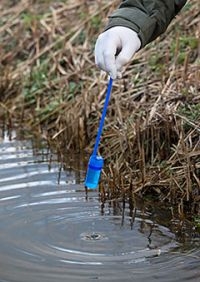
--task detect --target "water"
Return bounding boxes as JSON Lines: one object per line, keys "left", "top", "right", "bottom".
{"left": 0, "top": 133, "right": 199, "bottom": 282}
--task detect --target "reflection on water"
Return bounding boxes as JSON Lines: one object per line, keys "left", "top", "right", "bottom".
{"left": 0, "top": 133, "right": 199, "bottom": 282}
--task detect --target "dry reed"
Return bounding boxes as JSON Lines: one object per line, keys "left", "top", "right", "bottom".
{"left": 0, "top": 0, "right": 199, "bottom": 216}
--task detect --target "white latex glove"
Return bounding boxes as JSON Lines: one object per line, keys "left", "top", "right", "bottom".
{"left": 95, "top": 26, "right": 141, "bottom": 79}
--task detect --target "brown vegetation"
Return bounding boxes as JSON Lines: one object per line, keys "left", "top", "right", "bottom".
{"left": 0, "top": 0, "right": 199, "bottom": 216}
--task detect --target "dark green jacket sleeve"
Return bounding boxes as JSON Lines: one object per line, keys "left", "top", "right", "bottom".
{"left": 105, "top": 0, "right": 187, "bottom": 47}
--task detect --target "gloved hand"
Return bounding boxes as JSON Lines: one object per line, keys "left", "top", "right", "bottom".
{"left": 95, "top": 26, "right": 141, "bottom": 79}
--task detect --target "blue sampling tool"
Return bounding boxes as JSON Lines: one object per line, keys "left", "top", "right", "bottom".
{"left": 85, "top": 77, "right": 113, "bottom": 189}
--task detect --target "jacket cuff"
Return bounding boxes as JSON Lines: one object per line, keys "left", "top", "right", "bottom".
{"left": 104, "top": 8, "right": 157, "bottom": 48}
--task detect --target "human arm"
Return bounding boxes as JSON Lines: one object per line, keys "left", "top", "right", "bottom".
{"left": 95, "top": 0, "right": 187, "bottom": 79}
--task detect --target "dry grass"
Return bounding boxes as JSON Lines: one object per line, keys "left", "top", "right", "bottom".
{"left": 0, "top": 0, "right": 199, "bottom": 215}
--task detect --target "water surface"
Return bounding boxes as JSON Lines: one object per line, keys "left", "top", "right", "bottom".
{"left": 0, "top": 134, "right": 199, "bottom": 282}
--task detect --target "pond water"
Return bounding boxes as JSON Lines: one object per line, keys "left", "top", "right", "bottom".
{"left": 0, "top": 133, "right": 199, "bottom": 282}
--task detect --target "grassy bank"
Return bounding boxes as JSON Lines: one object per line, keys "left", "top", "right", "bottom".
{"left": 0, "top": 0, "right": 199, "bottom": 218}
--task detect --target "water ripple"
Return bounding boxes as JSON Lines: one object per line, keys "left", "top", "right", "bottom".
{"left": 0, "top": 137, "right": 199, "bottom": 282}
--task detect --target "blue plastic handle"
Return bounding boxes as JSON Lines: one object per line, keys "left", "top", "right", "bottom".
{"left": 93, "top": 77, "right": 113, "bottom": 156}
{"left": 85, "top": 77, "right": 113, "bottom": 189}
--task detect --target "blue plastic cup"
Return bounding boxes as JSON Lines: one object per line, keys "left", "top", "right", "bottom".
{"left": 85, "top": 155, "right": 104, "bottom": 189}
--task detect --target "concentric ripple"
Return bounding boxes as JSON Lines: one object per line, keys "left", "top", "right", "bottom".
{"left": 0, "top": 136, "right": 199, "bottom": 282}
